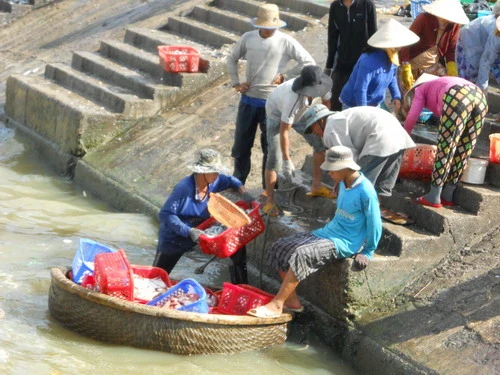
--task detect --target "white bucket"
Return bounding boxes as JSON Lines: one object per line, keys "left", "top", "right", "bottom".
{"left": 461, "top": 158, "right": 489, "bottom": 184}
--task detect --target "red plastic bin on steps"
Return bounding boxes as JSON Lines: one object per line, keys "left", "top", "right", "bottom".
{"left": 197, "top": 201, "right": 265, "bottom": 258}
{"left": 398, "top": 144, "right": 437, "bottom": 181}
{"left": 158, "top": 45, "right": 200, "bottom": 73}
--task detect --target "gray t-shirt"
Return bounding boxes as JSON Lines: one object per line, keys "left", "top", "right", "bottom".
{"left": 227, "top": 30, "right": 315, "bottom": 100}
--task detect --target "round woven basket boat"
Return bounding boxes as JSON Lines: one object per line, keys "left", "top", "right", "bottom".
{"left": 48, "top": 267, "right": 291, "bottom": 355}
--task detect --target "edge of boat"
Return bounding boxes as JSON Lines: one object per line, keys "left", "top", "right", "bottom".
{"left": 48, "top": 266, "right": 292, "bottom": 355}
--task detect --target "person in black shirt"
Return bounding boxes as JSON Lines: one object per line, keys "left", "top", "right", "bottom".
{"left": 325, "top": 0, "right": 377, "bottom": 111}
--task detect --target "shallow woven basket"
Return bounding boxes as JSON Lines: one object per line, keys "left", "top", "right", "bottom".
{"left": 48, "top": 267, "right": 291, "bottom": 355}
{"left": 208, "top": 193, "right": 251, "bottom": 228}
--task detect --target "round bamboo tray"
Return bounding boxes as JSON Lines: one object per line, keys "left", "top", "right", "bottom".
{"left": 48, "top": 267, "right": 291, "bottom": 355}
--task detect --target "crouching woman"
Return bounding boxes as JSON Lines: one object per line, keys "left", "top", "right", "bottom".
{"left": 247, "top": 146, "right": 382, "bottom": 318}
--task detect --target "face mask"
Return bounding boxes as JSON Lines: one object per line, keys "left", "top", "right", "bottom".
{"left": 386, "top": 48, "right": 400, "bottom": 66}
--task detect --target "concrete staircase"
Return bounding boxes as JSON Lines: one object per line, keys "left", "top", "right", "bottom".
{"left": 4, "top": 0, "right": 325, "bottom": 168}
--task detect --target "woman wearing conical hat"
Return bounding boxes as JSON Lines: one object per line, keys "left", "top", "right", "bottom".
{"left": 339, "top": 19, "right": 419, "bottom": 114}
{"left": 402, "top": 74, "right": 488, "bottom": 208}
{"left": 399, "top": 0, "right": 469, "bottom": 91}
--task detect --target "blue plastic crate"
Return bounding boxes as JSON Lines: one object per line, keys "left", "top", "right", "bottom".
{"left": 71, "top": 238, "right": 116, "bottom": 284}
{"left": 147, "top": 278, "right": 208, "bottom": 313}
{"left": 411, "top": 0, "right": 432, "bottom": 20}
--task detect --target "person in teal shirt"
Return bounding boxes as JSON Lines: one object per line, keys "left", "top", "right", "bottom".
{"left": 248, "top": 146, "right": 382, "bottom": 318}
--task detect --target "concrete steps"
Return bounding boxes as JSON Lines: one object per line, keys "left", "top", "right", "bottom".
{"left": 165, "top": 15, "right": 240, "bottom": 48}
{"left": 5, "top": 74, "right": 118, "bottom": 157}
{"left": 45, "top": 62, "right": 154, "bottom": 118}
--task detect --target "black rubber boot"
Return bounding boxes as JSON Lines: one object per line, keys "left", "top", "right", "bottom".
{"left": 229, "top": 246, "right": 248, "bottom": 284}
{"left": 229, "top": 264, "right": 248, "bottom": 284}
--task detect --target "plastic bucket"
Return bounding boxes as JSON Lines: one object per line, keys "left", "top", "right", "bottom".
{"left": 489, "top": 133, "right": 500, "bottom": 164}
{"left": 461, "top": 158, "right": 489, "bottom": 184}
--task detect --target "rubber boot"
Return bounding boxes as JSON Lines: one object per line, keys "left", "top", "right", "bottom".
{"left": 229, "top": 264, "right": 248, "bottom": 285}
{"left": 229, "top": 246, "right": 248, "bottom": 284}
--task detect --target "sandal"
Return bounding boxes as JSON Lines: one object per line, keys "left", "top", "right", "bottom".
{"left": 305, "top": 186, "right": 336, "bottom": 199}
{"left": 262, "top": 203, "right": 282, "bottom": 217}
{"left": 414, "top": 196, "right": 442, "bottom": 208}
{"left": 247, "top": 305, "right": 281, "bottom": 318}
{"left": 441, "top": 198, "right": 455, "bottom": 207}
{"left": 380, "top": 209, "right": 415, "bottom": 226}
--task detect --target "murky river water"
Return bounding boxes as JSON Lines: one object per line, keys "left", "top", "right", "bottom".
{"left": 0, "top": 123, "right": 357, "bottom": 374}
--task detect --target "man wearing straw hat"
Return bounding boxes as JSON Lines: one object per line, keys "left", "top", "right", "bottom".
{"left": 399, "top": 0, "right": 469, "bottom": 91}
{"left": 339, "top": 19, "right": 419, "bottom": 112}
{"left": 227, "top": 3, "right": 314, "bottom": 193}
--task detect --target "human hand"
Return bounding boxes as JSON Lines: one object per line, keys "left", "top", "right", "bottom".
{"left": 353, "top": 254, "right": 369, "bottom": 271}
{"left": 234, "top": 82, "right": 250, "bottom": 94}
{"left": 198, "top": 58, "right": 210, "bottom": 73}
{"left": 271, "top": 73, "right": 286, "bottom": 85}
{"left": 189, "top": 228, "right": 205, "bottom": 243}
{"left": 282, "top": 159, "right": 295, "bottom": 183}
{"left": 392, "top": 99, "right": 401, "bottom": 113}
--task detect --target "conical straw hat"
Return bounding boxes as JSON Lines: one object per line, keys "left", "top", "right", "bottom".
{"left": 368, "top": 19, "right": 420, "bottom": 49}
{"left": 422, "top": 0, "right": 469, "bottom": 25}
{"left": 404, "top": 73, "right": 440, "bottom": 105}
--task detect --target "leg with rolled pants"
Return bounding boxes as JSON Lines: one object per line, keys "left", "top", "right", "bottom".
{"left": 229, "top": 246, "right": 248, "bottom": 284}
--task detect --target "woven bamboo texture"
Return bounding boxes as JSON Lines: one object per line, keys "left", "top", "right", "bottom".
{"left": 208, "top": 193, "right": 251, "bottom": 228}
{"left": 48, "top": 267, "right": 291, "bottom": 355}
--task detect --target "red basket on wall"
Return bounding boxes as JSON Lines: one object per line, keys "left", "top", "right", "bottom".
{"left": 158, "top": 45, "right": 200, "bottom": 73}
{"left": 398, "top": 144, "right": 437, "bottom": 181}
{"left": 94, "top": 249, "right": 133, "bottom": 301}
{"left": 215, "top": 283, "right": 274, "bottom": 315}
{"left": 197, "top": 201, "right": 265, "bottom": 258}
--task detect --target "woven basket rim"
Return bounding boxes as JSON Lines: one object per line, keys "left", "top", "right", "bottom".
{"left": 50, "top": 267, "right": 292, "bottom": 325}
{"left": 208, "top": 193, "right": 251, "bottom": 229}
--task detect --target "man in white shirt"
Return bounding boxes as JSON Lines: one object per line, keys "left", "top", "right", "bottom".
{"left": 302, "top": 105, "right": 415, "bottom": 199}
{"left": 227, "top": 4, "right": 315, "bottom": 191}
{"left": 263, "top": 66, "right": 332, "bottom": 215}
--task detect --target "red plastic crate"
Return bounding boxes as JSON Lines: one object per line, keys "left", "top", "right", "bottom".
{"left": 197, "top": 201, "right": 265, "bottom": 258}
{"left": 398, "top": 144, "right": 437, "bottom": 181}
{"left": 215, "top": 283, "right": 274, "bottom": 315}
{"left": 94, "top": 249, "right": 133, "bottom": 301}
{"left": 131, "top": 265, "right": 172, "bottom": 304}
{"left": 158, "top": 45, "right": 200, "bottom": 73}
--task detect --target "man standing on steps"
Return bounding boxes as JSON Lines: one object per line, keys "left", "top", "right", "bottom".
{"left": 325, "top": 0, "right": 377, "bottom": 111}
{"left": 227, "top": 3, "right": 315, "bottom": 195}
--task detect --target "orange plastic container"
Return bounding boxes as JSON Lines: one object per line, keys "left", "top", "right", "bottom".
{"left": 158, "top": 45, "right": 200, "bottom": 73}
{"left": 398, "top": 144, "right": 437, "bottom": 181}
{"left": 489, "top": 133, "right": 500, "bottom": 164}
